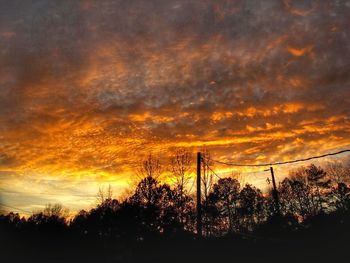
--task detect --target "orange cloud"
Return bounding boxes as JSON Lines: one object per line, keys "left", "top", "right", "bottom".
{"left": 211, "top": 111, "right": 233, "bottom": 122}
{"left": 287, "top": 45, "right": 313, "bottom": 57}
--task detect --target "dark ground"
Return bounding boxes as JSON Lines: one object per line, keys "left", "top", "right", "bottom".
{"left": 2, "top": 220, "right": 349, "bottom": 263}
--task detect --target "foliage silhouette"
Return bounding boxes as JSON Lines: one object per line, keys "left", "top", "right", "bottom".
{"left": 1, "top": 162, "right": 350, "bottom": 263}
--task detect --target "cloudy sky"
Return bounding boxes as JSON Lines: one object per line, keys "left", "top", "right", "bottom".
{"left": 0, "top": 0, "right": 350, "bottom": 214}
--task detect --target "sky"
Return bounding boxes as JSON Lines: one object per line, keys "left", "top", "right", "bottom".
{"left": 0, "top": 0, "right": 350, "bottom": 214}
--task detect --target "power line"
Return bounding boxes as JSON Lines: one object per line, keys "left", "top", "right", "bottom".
{"left": 203, "top": 159, "right": 270, "bottom": 180}
{"left": 205, "top": 163, "right": 225, "bottom": 180}
{"left": 206, "top": 165, "right": 270, "bottom": 182}
{"left": 206, "top": 149, "right": 350, "bottom": 167}
{"left": 208, "top": 166, "right": 222, "bottom": 180}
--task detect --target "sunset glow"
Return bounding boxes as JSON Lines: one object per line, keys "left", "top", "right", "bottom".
{"left": 0, "top": 0, "right": 349, "bottom": 214}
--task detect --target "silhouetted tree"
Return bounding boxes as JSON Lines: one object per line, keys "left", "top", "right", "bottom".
{"left": 238, "top": 184, "right": 266, "bottom": 231}
{"left": 332, "top": 182, "right": 350, "bottom": 211}
{"left": 200, "top": 149, "right": 216, "bottom": 236}
{"left": 3, "top": 161, "right": 350, "bottom": 263}
{"left": 170, "top": 149, "right": 193, "bottom": 225}
{"left": 201, "top": 149, "right": 214, "bottom": 202}
{"left": 306, "top": 164, "right": 329, "bottom": 211}
{"left": 129, "top": 176, "right": 182, "bottom": 237}
{"left": 43, "top": 203, "right": 69, "bottom": 218}
{"left": 0, "top": 212, "right": 24, "bottom": 234}
{"left": 131, "top": 176, "right": 159, "bottom": 206}
{"left": 97, "top": 184, "right": 114, "bottom": 204}
{"left": 26, "top": 203, "right": 68, "bottom": 235}
{"left": 208, "top": 178, "right": 240, "bottom": 233}
{"left": 279, "top": 177, "right": 317, "bottom": 220}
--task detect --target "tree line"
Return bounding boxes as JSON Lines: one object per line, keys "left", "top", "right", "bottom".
{"left": 1, "top": 151, "right": 350, "bottom": 262}
{"left": 2, "top": 152, "right": 350, "bottom": 237}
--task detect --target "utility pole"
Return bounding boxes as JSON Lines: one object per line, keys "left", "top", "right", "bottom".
{"left": 196, "top": 152, "right": 202, "bottom": 237}
{"left": 270, "top": 167, "right": 280, "bottom": 214}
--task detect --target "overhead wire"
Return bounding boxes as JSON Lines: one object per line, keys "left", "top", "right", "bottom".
{"left": 200, "top": 149, "right": 350, "bottom": 183}
{"left": 205, "top": 149, "right": 350, "bottom": 167}
{"left": 2, "top": 148, "right": 349, "bottom": 217}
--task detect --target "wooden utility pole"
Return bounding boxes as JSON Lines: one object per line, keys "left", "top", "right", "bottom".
{"left": 196, "top": 152, "right": 202, "bottom": 237}
{"left": 270, "top": 167, "right": 280, "bottom": 214}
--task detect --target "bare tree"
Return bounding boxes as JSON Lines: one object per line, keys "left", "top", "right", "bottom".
{"left": 289, "top": 166, "right": 308, "bottom": 184}
{"left": 201, "top": 149, "right": 214, "bottom": 202}
{"left": 231, "top": 171, "right": 245, "bottom": 186}
{"left": 138, "top": 154, "right": 162, "bottom": 179}
{"left": 43, "top": 203, "right": 69, "bottom": 218}
{"left": 325, "top": 162, "right": 350, "bottom": 184}
{"left": 200, "top": 149, "right": 217, "bottom": 236}
{"left": 170, "top": 149, "right": 192, "bottom": 196}
{"left": 170, "top": 149, "right": 193, "bottom": 224}
{"left": 97, "top": 184, "right": 113, "bottom": 204}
